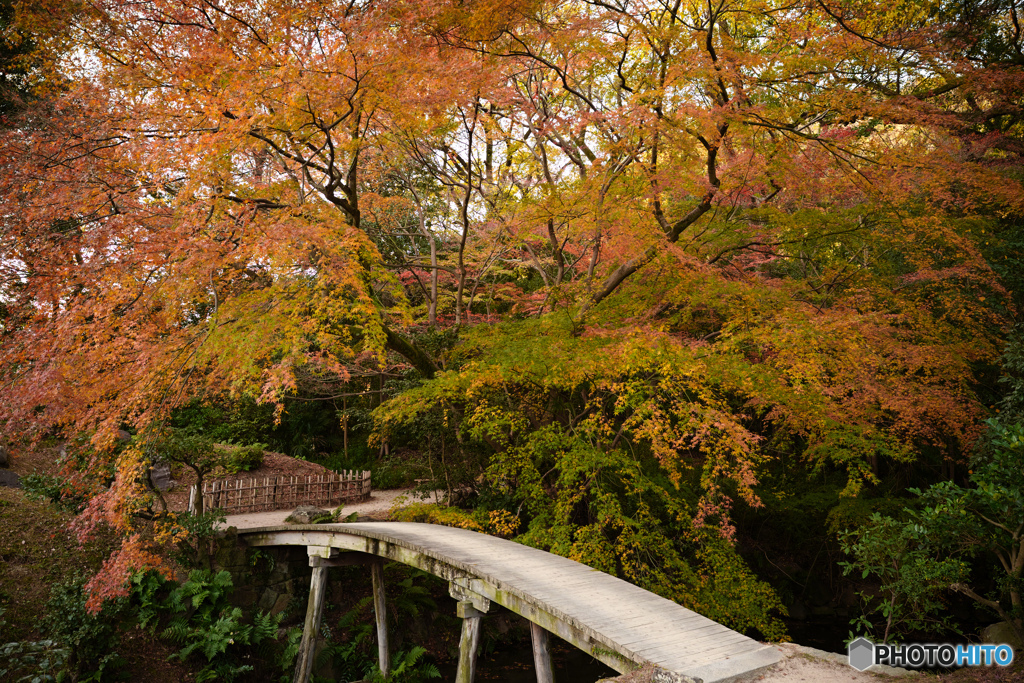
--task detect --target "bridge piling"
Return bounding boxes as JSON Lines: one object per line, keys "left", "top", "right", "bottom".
{"left": 456, "top": 600, "right": 485, "bottom": 683}
{"left": 371, "top": 560, "right": 390, "bottom": 676}
{"left": 530, "top": 622, "right": 554, "bottom": 683}
{"left": 293, "top": 560, "right": 328, "bottom": 683}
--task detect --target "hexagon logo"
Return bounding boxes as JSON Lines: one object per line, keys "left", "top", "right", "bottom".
{"left": 848, "top": 637, "right": 875, "bottom": 671}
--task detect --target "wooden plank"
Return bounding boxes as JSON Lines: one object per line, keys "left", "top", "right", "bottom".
{"left": 233, "top": 521, "right": 779, "bottom": 682}
{"left": 618, "top": 621, "right": 737, "bottom": 648}
{"left": 636, "top": 634, "right": 754, "bottom": 662}
{"left": 652, "top": 639, "right": 770, "bottom": 667}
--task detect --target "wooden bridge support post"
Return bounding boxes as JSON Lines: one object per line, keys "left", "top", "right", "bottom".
{"left": 293, "top": 562, "right": 328, "bottom": 683}
{"left": 530, "top": 622, "right": 555, "bottom": 683}
{"left": 455, "top": 601, "right": 484, "bottom": 683}
{"left": 371, "top": 560, "right": 390, "bottom": 676}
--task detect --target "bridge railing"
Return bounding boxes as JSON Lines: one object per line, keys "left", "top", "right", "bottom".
{"left": 188, "top": 470, "right": 371, "bottom": 514}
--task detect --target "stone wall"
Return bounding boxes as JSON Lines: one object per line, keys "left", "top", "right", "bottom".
{"left": 213, "top": 528, "right": 311, "bottom": 621}
{"left": 210, "top": 529, "right": 379, "bottom": 680}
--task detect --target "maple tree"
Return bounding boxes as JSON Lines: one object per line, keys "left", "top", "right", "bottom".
{"left": 0, "top": 0, "right": 1021, "bottom": 630}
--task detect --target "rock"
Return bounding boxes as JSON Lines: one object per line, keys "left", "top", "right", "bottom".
{"left": 116, "top": 429, "right": 132, "bottom": 442}
{"left": 149, "top": 461, "right": 175, "bottom": 492}
{"left": 258, "top": 588, "right": 280, "bottom": 612}
{"left": 774, "top": 642, "right": 920, "bottom": 677}
{"left": 312, "top": 638, "right": 338, "bottom": 681}
{"left": 339, "top": 511, "right": 373, "bottom": 523}
{"left": 0, "top": 470, "right": 21, "bottom": 488}
{"left": 285, "top": 505, "right": 330, "bottom": 524}
{"left": 0, "top": 444, "right": 9, "bottom": 468}
{"left": 270, "top": 593, "right": 292, "bottom": 615}
{"left": 981, "top": 621, "right": 1023, "bottom": 650}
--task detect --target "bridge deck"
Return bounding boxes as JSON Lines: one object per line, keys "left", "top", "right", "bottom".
{"left": 232, "top": 521, "right": 781, "bottom": 683}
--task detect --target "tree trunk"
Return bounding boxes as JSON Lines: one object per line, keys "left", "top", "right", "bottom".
{"left": 382, "top": 323, "right": 438, "bottom": 379}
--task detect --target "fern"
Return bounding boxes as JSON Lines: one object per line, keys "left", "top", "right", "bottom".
{"left": 252, "top": 611, "right": 280, "bottom": 642}
{"left": 367, "top": 646, "right": 441, "bottom": 683}
{"left": 130, "top": 570, "right": 173, "bottom": 632}
{"left": 162, "top": 617, "right": 191, "bottom": 643}
{"left": 139, "top": 569, "right": 286, "bottom": 682}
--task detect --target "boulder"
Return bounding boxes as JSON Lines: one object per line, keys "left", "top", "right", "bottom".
{"left": 339, "top": 512, "right": 374, "bottom": 523}
{"left": 981, "top": 621, "right": 1023, "bottom": 650}
{"left": 0, "top": 470, "right": 21, "bottom": 488}
{"left": 0, "top": 444, "right": 9, "bottom": 468}
{"left": 285, "top": 505, "right": 331, "bottom": 524}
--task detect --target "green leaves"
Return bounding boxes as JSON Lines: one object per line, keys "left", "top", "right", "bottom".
{"left": 1, "top": 608, "right": 71, "bottom": 683}
{"left": 839, "top": 512, "right": 968, "bottom": 643}
{"left": 481, "top": 424, "right": 788, "bottom": 639}
{"left": 841, "top": 409, "right": 1024, "bottom": 644}
{"left": 0, "top": 639, "right": 70, "bottom": 683}
{"left": 367, "top": 646, "right": 441, "bottom": 683}
{"left": 131, "top": 569, "right": 285, "bottom": 682}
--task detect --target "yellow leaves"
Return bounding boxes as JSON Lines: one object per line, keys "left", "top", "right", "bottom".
{"left": 487, "top": 425, "right": 787, "bottom": 637}
{"left": 152, "top": 513, "right": 185, "bottom": 548}
{"left": 390, "top": 502, "right": 520, "bottom": 538}
{"left": 487, "top": 509, "right": 521, "bottom": 538}
{"left": 389, "top": 502, "right": 484, "bottom": 530}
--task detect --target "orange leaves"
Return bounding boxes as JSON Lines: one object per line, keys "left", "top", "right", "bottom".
{"left": 82, "top": 533, "right": 170, "bottom": 614}
{"left": 0, "top": 0, "right": 1021, "bottom": 629}
{"left": 596, "top": 332, "right": 767, "bottom": 530}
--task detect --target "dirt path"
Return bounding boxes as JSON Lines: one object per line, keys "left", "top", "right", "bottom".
{"left": 221, "top": 487, "right": 436, "bottom": 528}
{"left": 748, "top": 644, "right": 918, "bottom": 682}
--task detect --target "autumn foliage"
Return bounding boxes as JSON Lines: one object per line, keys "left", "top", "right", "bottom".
{"left": 0, "top": 0, "right": 1021, "bottom": 631}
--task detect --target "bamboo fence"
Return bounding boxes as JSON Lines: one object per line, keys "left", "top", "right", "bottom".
{"left": 188, "top": 470, "right": 371, "bottom": 514}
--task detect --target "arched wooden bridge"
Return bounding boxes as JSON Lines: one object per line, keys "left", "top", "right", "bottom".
{"left": 233, "top": 522, "right": 782, "bottom": 683}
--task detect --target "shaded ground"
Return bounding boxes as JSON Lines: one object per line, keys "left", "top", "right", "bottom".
{"left": 0, "top": 485, "right": 194, "bottom": 683}
{"left": 3, "top": 442, "right": 63, "bottom": 476}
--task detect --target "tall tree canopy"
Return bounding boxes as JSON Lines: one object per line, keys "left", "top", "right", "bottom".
{"left": 1, "top": 0, "right": 1021, "bottom": 616}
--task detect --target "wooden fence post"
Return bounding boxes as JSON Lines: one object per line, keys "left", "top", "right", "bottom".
{"left": 201, "top": 470, "right": 372, "bottom": 514}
